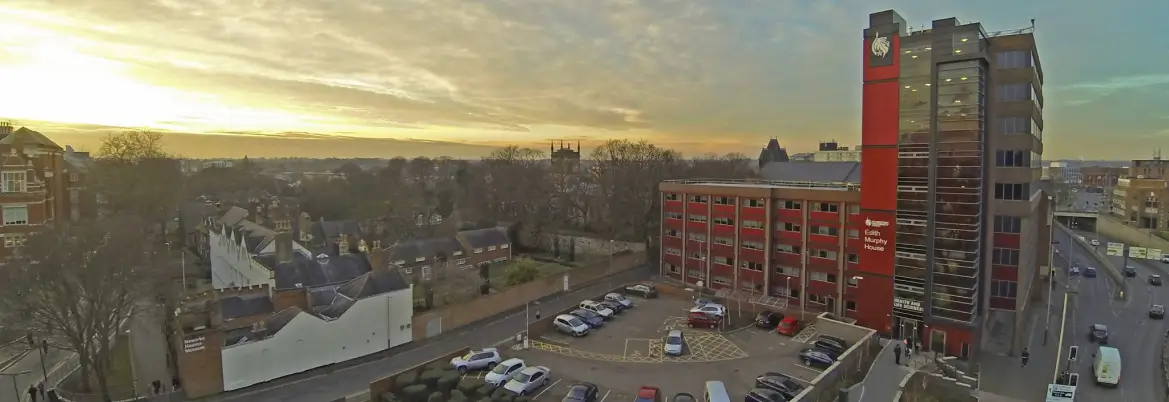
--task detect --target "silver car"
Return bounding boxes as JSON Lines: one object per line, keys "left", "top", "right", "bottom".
{"left": 503, "top": 366, "right": 551, "bottom": 395}
{"left": 484, "top": 358, "right": 526, "bottom": 386}
{"left": 554, "top": 314, "right": 590, "bottom": 337}
{"left": 579, "top": 300, "right": 614, "bottom": 319}
{"left": 663, "top": 330, "right": 684, "bottom": 356}
{"left": 604, "top": 293, "right": 634, "bottom": 308}
{"left": 450, "top": 348, "right": 502, "bottom": 373}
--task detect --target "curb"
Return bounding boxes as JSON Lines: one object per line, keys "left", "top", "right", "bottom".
{"left": 0, "top": 349, "right": 32, "bottom": 371}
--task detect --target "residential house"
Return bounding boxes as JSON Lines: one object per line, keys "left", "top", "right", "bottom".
{"left": 383, "top": 237, "right": 468, "bottom": 280}
{"left": 0, "top": 124, "right": 71, "bottom": 257}
{"left": 456, "top": 227, "right": 512, "bottom": 266}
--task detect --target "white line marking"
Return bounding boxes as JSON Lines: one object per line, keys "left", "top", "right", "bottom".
{"left": 533, "top": 379, "right": 561, "bottom": 399}
{"left": 788, "top": 376, "right": 814, "bottom": 385}
{"left": 793, "top": 363, "right": 824, "bottom": 373}
{"left": 599, "top": 389, "right": 611, "bottom": 402}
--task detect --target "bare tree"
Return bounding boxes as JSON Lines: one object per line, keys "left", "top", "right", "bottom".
{"left": 92, "top": 130, "right": 182, "bottom": 237}
{"left": 0, "top": 218, "right": 161, "bottom": 401}
{"left": 687, "top": 152, "right": 754, "bottom": 179}
{"left": 590, "top": 139, "right": 682, "bottom": 246}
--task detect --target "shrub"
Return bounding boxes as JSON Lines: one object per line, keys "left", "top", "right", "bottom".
{"left": 491, "top": 388, "right": 511, "bottom": 401}
{"left": 449, "top": 390, "right": 468, "bottom": 402}
{"left": 379, "top": 392, "right": 399, "bottom": 402}
{"left": 419, "top": 370, "right": 445, "bottom": 388}
{"left": 394, "top": 372, "right": 420, "bottom": 392}
{"left": 496, "top": 393, "right": 515, "bottom": 402}
{"left": 437, "top": 371, "right": 461, "bottom": 393}
{"left": 514, "top": 397, "right": 531, "bottom": 402}
{"left": 427, "top": 391, "right": 444, "bottom": 402}
{"left": 476, "top": 384, "right": 497, "bottom": 397}
{"left": 458, "top": 378, "right": 485, "bottom": 394}
{"left": 401, "top": 384, "right": 429, "bottom": 402}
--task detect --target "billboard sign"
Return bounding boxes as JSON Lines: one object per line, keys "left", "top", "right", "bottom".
{"left": 1106, "top": 242, "right": 1125, "bottom": 257}
{"left": 1130, "top": 247, "right": 1147, "bottom": 259}
{"left": 1148, "top": 249, "right": 1163, "bottom": 261}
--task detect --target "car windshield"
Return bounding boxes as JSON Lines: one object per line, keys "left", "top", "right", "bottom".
{"left": 666, "top": 336, "right": 682, "bottom": 345}
{"left": 459, "top": 353, "right": 472, "bottom": 361}
{"left": 490, "top": 364, "right": 511, "bottom": 374}
{"left": 567, "top": 387, "right": 588, "bottom": 398}
{"left": 568, "top": 318, "right": 584, "bottom": 327}
{"left": 515, "top": 373, "right": 532, "bottom": 382}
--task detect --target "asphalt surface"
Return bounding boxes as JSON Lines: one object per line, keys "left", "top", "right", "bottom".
{"left": 129, "top": 302, "right": 174, "bottom": 396}
{"left": 1067, "top": 229, "right": 1167, "bottom": 402}
{"left": 201, "top": 267, "right": 654, "bottom": 402}
{"left": 0, "top": 347, "right": 68, "bottom": 402}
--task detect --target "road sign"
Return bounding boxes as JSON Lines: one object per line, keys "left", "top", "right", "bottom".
{"left": 1149, "top": 249, "right": 1164, "bottom": 261}
{"left": 1130, "top": 247, "right": 1148, "bottom": 259}
{"left": 1106, "top": 242, "right": 1125, "bottom": 256}
{"left": 1045, "top": 383, "right": 1075, "bottom": 402}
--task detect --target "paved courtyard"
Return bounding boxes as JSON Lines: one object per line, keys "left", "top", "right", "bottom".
{"left": 503, "top": 293, "right": 846, "bottom": 399}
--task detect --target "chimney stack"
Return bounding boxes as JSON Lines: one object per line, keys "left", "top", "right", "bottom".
{"left": 274, "top": 231, "right": 294, "bottom": 264}
{"left": 367, "top": 246, "right": 385, "bottom": 271}
{"left": 0, "top": 121, "right": 12, "bottom": 139}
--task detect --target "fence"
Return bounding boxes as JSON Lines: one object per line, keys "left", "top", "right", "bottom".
{"left": 409, "top": 251, "right": 646, "bottom": 341}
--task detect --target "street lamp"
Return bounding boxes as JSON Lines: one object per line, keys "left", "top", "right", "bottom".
{"left": 0, "top": 370, "right": 30, "bottom": 401}
{"left": 126, "top": 329, "right": 138, "bottom": 397}
{"left": 523, "top": 300, "right": 540, "bottom": 350}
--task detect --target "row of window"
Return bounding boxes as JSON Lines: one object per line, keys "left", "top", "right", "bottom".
{"left": 995, "top": 150, "right": 1035, "bottom": 167}
{"left": 989, "top": 280, "right": 1019, "bottom": 298}
{"left": 992, "top": 247, "right": 1020, "bottom": 266}
{"left": 995, "top": 50, "right": 1034, "bottom": 70}
{"left": 993, "top": 215, "right": 1022, "bottom": 233}
{"left": 663, "top": 247, "right": 859, "bottom": 263}
{"left": 1, "top": 172, "right": 28, "bottom": 193}
{"left": 999, "top": 116, "right": 1042, "bottom": 139}
{"left": 666, "top": 196, "right": 862, "bottom": 215}
{"left": 994, "top": 183, "right": 1031, "bottom": 200}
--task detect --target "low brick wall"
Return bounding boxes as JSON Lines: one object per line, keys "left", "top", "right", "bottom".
{"left": 791, "top": 314, "right": 879, "bottom": 402}
{"left": 367, "top": 347, "right": 471, "bottom": 400}
{"left": 652, "top": 281, "right": 806, "bottom": 321}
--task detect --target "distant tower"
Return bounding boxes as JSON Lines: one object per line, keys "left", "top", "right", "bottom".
{"left": 758, "top": 137, "right": 790, "bottom": 169}
{"left": 550, "top": 140, "right": 581, "bottom": 175}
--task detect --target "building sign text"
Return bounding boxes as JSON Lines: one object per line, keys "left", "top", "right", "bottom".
{"left": 864, "top": 218, "right": 890, "bottom": 252}
{"left": 894, "top": 297, "right": 923, "bottom": 313}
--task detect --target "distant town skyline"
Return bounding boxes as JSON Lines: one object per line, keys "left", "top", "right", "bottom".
{"left": 1, "top": 0, "right": 1166, "bottom": 159}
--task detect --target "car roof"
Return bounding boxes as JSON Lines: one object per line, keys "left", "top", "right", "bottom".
{"left": 519, "top": 366, "right": 546, "bottom": 374}
{"left": 500, "top": 358, "right": 524, "bottom": 366}
{"left": 471, "top": 347, "right": 498, "bottom": 353}
{"left": 557, "top": 314, "right": 580, "bottom": 320}
{"left": 1154, "top": 304, "right": 1165, "bottom": 309}
{"left": 1155, "top": 275, "right": 1163, "bottom": 278}
{"left": 668, "top": 329, "right": 683, "bottom": 337}
{"left": 1092, "top": 324, "right": 1108, "bottom": 330}
{"left": 781, "top": 316, "right": 798, "bottom": 322}
{"left": 637, "top": 386, "right": 661, "bottom": 397}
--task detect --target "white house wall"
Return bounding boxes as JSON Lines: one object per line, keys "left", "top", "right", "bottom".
{"left": 209, "top": 230, "right": 276, "bottom": 290}
{"left": 220, "top": 287, "right": 414, "bottom": 391}
{"left": 257, "top": 240, "right": 311, "bottom": 256}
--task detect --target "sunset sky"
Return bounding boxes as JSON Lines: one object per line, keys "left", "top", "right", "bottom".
{"left": 0, "top": 0, "right": 1165, "bottom": 158}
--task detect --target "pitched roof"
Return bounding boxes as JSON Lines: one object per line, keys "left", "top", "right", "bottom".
{"left": 219, "top": 295, "right": 275, "bottom": 320}
{"left": 759, "top": 161, "right": 861, "bottom": 183}
{"left": 336, "top": 268, "right": 410, "bottom": 300}
{"left": 0, "top": 127, "right": 62, "bottom": 149}
{"left": 219, "top": 206, "right": 250, "bottom": 226}
{"left": 310, "top": 220, "right": 361, "bottom": 241}
{"left": 457, "top": 227, "right": 509, "bottom": 249}
{"left": 257, "top": 251, "right": 373, "bottom": 290}
{"left": 386, "top": 237, "right": 465, "bottom": 264}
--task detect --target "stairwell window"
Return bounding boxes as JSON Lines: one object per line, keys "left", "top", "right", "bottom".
{"left": 2, "top": 172, "right": 26, "bottom": 193}
{"left": 2, "top": 206, "right": 28, "bottom": 225}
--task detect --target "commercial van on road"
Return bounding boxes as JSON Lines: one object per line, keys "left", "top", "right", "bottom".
{"left": 1093, "top": 346, "right": 1121, "bottom": 386}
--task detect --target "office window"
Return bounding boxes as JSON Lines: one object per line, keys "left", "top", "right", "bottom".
{"left": 712, "top": 276, "right": 731, "bottom": 285}
{"left": 664, "top": 248, "right": 681, "bottom": 255}
{"left": 779, "top": 200, "right": 802, "bottom": 210}
{"left": 664, "top": 193, "right": 680, "bottom": 201}
{"left": 992, "top": 248, "right": 1020, "bottom": 265}
{"left": 810, "top": 272, "right": 829, "bottom": 282}
{"left": 848, "top": 229, "right": 860, "bottom": 238}
{"left": 993, "top": 215, "right": 1021, "bottom": 233}
{"left": 991, "top": 280, "right": 1018, "bottom": 298}
{"left": 848, "top": 253, "right": 859, "bottom": 263}
{"left": 2, "top": 206, "right": 28, "bottom": 225}
{"left": 688, "top": 214, "right": 708, "bottom": 222}
{"left": 847, "top": 276, "right": 860, "bottom": 287}
{"left": 664, "top": 229, "right": 680, "bottom": 237}
{"left": 998, "top": 117, "right": 1030, "bottom": 134}
{"left": 775, "top": 244, "right": 801, "bottom": 254}
{"left": 846, "top": 300, "right": 857, "bottom": 311}
{"left": 811, "top": 226, "right": 838, "bottom": 236}
{"left": 848, "top": 204, "right": 860, "bottom": 215}
{"left": 995, "top": 150, "right": 1030, "bottom": 167}
{"left": 742, "top": 198, "right": 765, "bottom": 208}
{"left": 780, "top": 222, "right": 801, "bottom": 232}
{"left": 776, "top": 266, "right": 800, "bottom": 277}
{"left": 742, "top": 220, "right": 764, "bottom": 229}
{"left": 713, "top": 196, "right": 733, "bottom": 205}
{"left": 811, "top": 249, "right": 837, "bottom": 260}
{"left": 713, "top": 216, "right": 734, "bottom": 225}
{"left": 713, "top": 256, "right": 734, "bottom": 266}
{"left": 714, "top": 236, "right": 733, "bottom": 245}
{"left": 998, "top": 84, "right": 1031, "bottom": 101}
{"left": 687, "top": 269, "right": 703, "bottom": 279}
{"left": 996, "top": 50, "right": 1031, "bottom": 69}
{"left": 665, "top": 263, "right": 681, "bottom": 274}
{"left": 665, "top": 212, "right": 683, "bottom": 220}
{"left": 994, "top": 183, "right": 1029, "bottom": 200}
{"left": 742, "top": 261, "right": 764, "bottom": 271}
{"left": 741, "top": 241, "right": 764, "bottom": 250}
{"left": 689, "top": 195, "right": 708, "bottom": 203}
{"left": 811, "top": 202, "right": 838, "bottom": 213}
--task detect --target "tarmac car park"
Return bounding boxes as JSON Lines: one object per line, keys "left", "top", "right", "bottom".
{"left": 497, "top": 283, "right": 871, "bottom": 400}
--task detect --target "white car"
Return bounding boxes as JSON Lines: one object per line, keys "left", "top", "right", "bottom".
{"left": 1162, "top": 255, "right": 1169, "bottom": 264}
{"left": 604, "top": 293, "right": 634, "bottom": 308}
{"left": 450, "top": 348, "right": 502, "bottom": 373}
{"left": 690, "top": 303, "right": 727, "bottom": 317}
{"left": 503, "top": 366, "right": 551, "bottom": 395}
{"left": 579, "top": 300, "right": 614, "bottom": 319}
{"left": 484, "top": 358, "right": 526, "bottom": 387}
{"left": 663, "top": 330, "right": 684, "bottom": 356}
{"left": 1091, "top": 239, "right": 1100, "bottom": 246}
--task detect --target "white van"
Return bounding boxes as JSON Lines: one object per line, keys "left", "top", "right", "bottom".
{"left": 1093, "top": 346, "right": 1121, "bottom": 386}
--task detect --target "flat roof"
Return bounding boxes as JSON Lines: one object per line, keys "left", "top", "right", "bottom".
{"left": 662, "top": 178, "right": 859, "bottom": 191}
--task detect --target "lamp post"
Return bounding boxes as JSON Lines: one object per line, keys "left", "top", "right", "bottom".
{"left": 126, "top": 329, "right": 138, "bottom": 397}
{"left": 785, "top": 276, "right": 793, "bottom": 308}
{"left": 524, "top": 300, "right": 539, "bottom": 350}
{"left": 607, "top": 240, "right": 614, "bottom": 290}
{"left": 0, "top": 370, "right": 30, "bottom": 402}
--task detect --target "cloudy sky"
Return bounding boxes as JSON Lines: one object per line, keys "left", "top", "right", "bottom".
{"left": 0, "top": 0, "right": 1165, "bottom": 158}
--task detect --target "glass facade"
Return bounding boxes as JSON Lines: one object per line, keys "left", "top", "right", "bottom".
{"left": 895, "top": 36, "right": 933, "bottom": 297}
{"left": 932, "top": 60, "right": 985, "bottom": 323}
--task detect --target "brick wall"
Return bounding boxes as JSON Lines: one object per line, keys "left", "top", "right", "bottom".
{"left": 410, "top": 252, "right": 646, "bottom": 341}
{"left": 176, "top": 330, "right": 225, "bottom": 398}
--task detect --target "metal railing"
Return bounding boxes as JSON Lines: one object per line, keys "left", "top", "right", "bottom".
{"left": 662, "top": 178, "right": 860, "bottom": 191}
{"left": 986, "top": 25, "right": 1035, "bottom": 37}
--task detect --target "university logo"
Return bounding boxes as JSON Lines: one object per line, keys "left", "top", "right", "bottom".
{"left": 871, "top": 31, "right": 891, "bottom": 58}
{"left": 865, "top": 218, "right": 890, "bottom": 228}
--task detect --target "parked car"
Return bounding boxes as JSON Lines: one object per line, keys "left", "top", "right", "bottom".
{"left": 554, "top": 314, "right": 591, "bottom": 337}
{"left": 1084, "top": 267, "right": 1098, "bottom": 278}
{"left": 634, "top": 386, "right": 662, "bottom": 402}
{"left": 777, "top": 317, "right": 802, "bottom": 336}
{"left": 1089, "top": 324, "right": 1109, "bottom": 344}
{"left": 503, "top": 366, "right": 551, "bottom": 395}
{"left": 812, "top": 339, "right": 845, "bottom": 358}
{"left": 484, "top": 358, "right": 526, "bottom": 387}
{"left": 817, "top": 335, "right": 850, "bottom": 349}
{"left": 450, "top": 348, "right": 502, "bottom": 373}
{"left": 1151, "top": 275, "right": 1163, "bottom": 286}
{"left": 1124, "top": 265, "right": 1137, "bottom": 277}
{"left": 798, "top": 349, "right": 835, "bottom": 369}
{"left": 579, "top": 300, "right": 615, "bottom": 319}
{"left": 599, "top": 299, "right": 627, "bottom": 313}
{"left": 745, "top": 388, "right": 788, "bottom": 402}
{"left": 671, "top": 393, "right": 697, "bottom": 402}
{"left": 755, "top": 372, "right": 803, "bottom": 399}
{"left": 687, "top": 311, "right": 721, "bottom": 329}
{"left": 755, "top": 311, "right": 783, "bottom": 329}
{"left": 1151, "top": 305, "right": 1166, "bottom": 319}
{"left": 562, "top": 382, "right": 599, "bottom": 402}
{"left": 663, "top": 329, "right": 685, "bottom": 356}
{"left": 625, "top": 283, "right": 658, "bottom": 298}
{"left": 605, "top": 293, "right": 635, "bottom": 308}
{"left": 570, "top": 309, "right": 605, "bottom": 328}
{"left": 690, "top": 302, "right": 727, "bottom": 317}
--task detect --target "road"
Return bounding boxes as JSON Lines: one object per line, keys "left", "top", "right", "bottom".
{"left": 201, "top": 267, "right": 654, "bottom": 402}
{"left": 1067, "top": 228, "right": 1166, "bottom": 402}
{"left": 129, "top": 302, "right": 173, "bottom": 396}
{"left": 0, "top": 346, "right": 68, "bottom": 402}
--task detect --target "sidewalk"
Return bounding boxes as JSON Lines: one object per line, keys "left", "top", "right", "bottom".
{"left": 858, "top": 339, "right": 911, "bottom": 401}
{"left": 978, "top": 269, "right": 1068, "bottom": 400}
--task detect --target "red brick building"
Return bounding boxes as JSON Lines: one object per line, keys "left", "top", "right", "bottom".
{"left": 0, "top": 123, "right": 89, "bottom": 257}
{"left": 659, "top": 176, "right": 864, "bottom": 317}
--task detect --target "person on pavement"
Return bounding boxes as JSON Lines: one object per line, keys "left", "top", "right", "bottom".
{"left": 894, "top": 343, "right": 902, "bottom": 365}
{"left": 1021, "top": 348, "right": 1031, "bottom": 367}
{"left": 27, "top": 385, "right": 38, "bottom": 402}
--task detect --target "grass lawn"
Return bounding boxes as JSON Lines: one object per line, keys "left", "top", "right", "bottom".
{"left": 62, "top": 335, "right": 136, "bottom": 399}
{"left": 489, "top": 257, "right": 571, "bottom": 287}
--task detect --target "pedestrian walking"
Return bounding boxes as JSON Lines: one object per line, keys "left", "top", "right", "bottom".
{"left": 894, "top": 344, "right": 902, "bottom": 365}
{"left": 1021, "top": 348, "right": 1031, "bottom": 367}
{"left": 27, "top": 385, "right": 38, "bottom": 402}
{"left": 36, "top": 381, "right": 44, "bottom": 397}
{"left": 172, "top": 376, "right": 182, "bottom": 392}
{"left": 152, "top": 379, "right": 162, "bottom": 395}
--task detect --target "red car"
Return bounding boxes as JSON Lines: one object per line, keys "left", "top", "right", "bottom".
{"left": 686, "top": 312, "right": 720, "bottom": 329}
{"left": 777, "top": 317, "right": 802, "bottom": 336}
{"left": 635, "top": 386, "right": 662, "bottom": 402}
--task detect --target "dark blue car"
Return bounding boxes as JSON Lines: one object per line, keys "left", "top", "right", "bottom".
{"left": 1084, "top": 267, "right": 1097, "bottom": 278}
{"left": 570, "top": 309, "right": 604, "bottom": 328}
{"left": 798, "top": 349, "right": 835, "bottom": 369}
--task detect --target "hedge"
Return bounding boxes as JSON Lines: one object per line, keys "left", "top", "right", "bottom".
{"left": 379, "top": 392, "right": 398, "bottom": 402}
{"left": 419, "top": 370, "right": 445, "bottom": 388}
{"left": 427, "top": 360, "right": 450, "bottom": 371}
{"left": 496, "top": 393, "right": 515, "bottom": 402}
{"left": 427, "top": 392, "right": 444, "bottom": 402}
{"left": 401, "top": 384, "right": 429, "bottom": 402}
{"left": 437, "top": 371, "right": 461, "bottom": 393}
{"left": 449, "top": 390, "right": 468, "bottom": 402}
{"left": 514, "top": 397, "right": 531, "bottom": 402}
{"left": 475, "top": 384, "right": 497, "bottom": 398}
{"left": 490, "top": 388, "right": 511, "bottom": 401}
{"left": 394, "top": 372, "right": 420, "bottom": 392}
{"left": 458, "top": 378, "right": 484, "bottom": 394}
